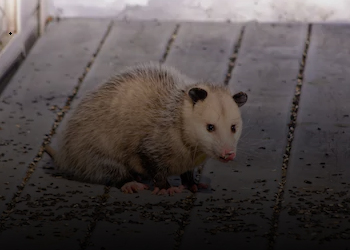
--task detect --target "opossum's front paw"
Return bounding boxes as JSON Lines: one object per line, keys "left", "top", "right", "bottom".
{"left": 121, "top": 181, "right": 149, "bottom": 194}
{"left": 187, "top": 183, "right": 209, "bottom": 193}
{"left": 152, "top": 185, "right": 185, "bottom": 196}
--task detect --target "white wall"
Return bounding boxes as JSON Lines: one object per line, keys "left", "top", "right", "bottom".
{"left": 0, "top": 0, "right": 6, "bottom": 37}
{"left": 50, "top": 0, "right": 350, "bottom": 22}
{"left": 0, "top": 0, "right": 40, "bottom": 81}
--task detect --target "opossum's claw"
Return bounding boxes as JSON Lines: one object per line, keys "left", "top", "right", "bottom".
{"left": 121, "top": 181, "right": 149, "bottom": 194}
{"left": 152, "top": 185, "right": 185, "bottom": 196}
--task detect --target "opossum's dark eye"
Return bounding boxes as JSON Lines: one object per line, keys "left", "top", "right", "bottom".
{"left": 231, "top": 125, "right": 236, "bottom": 133}
{"left": 207, "top": 124, "right": 215, "bottom": 132}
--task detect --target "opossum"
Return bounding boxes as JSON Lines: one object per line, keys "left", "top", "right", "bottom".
{"left": 45, "top": 62, "right": 247, "bottom": 195}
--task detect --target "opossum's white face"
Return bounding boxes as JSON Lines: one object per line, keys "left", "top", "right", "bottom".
{"left": 183, "top": 85, "right": 247, "bottom": 163}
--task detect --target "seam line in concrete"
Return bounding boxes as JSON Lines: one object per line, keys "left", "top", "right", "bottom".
{"left": 173, "top": 195, "right": 198, "bottom": 250}
{"left": 0, "top": 20, "right": 114, "bottom": 230}
{"left": 224, "top": 25, "right": 246, "bottom": 85}
{"left": 79, "top": 23, "right": 181, "bottom": 250}
{"left": 267, "top": 23, "right": 313, "bottom": 250}
{"left": 173, "top": 23, "right": 247, "bottom": 250}
{"left": 160, "top": 24, "right": 181, "bottom": 63}
{"left": 79, "top": 186, "right": 111, "bottom": 250}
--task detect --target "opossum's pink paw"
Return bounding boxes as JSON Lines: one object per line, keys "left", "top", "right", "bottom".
{"left": 189, "top": 183, "right": 209, "bottom": 193}
{"left": 152, "top": 185, "right": 185, "bottom": 196}
{"left": 121, "top": 181, "right": 149, "bottom": 194}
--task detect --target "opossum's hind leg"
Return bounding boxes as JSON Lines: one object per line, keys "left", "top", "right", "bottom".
{"left": 82, "top": 156, "right": 134, "bottom": 189}
{"left": 94, "top": 162, "right": 147, "bottom": 193}
{"left": 118, "top": 170, "right": 149, "bottom": 194}
{"left": 121, "top": 181, "right": 149, "bottom": 194}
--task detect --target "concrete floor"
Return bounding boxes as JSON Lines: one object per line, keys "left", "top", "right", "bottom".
{"left": 0, "top": 19, "right": 349, "bottom": 250}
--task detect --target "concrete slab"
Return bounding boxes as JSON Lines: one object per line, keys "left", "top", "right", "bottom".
{"left": 0, "top": 19, "right": 111, "bottom": 214}
{"left": 275, "top": 24, "right": 350, "bottom": 250}
{"left": 165, "top": 22, "right": 242, "bottom": 82}
{"left": 179, "top": 23, "right": 308, "bottom": 249}
{"left": 77, "top": 20, "right": 177, "bottom": 97}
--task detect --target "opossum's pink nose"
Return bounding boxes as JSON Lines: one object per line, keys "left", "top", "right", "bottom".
{"left": 226, "top": 153, "right": 235, "bottom": 161}
{"left": 219, "top": 150, "right": 236, "bottom": 162}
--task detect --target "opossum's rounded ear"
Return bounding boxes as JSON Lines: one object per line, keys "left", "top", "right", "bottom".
{"left": 189, "top": 88, "right": 208, "bottom": 104}
{"left": 233, "top": 92, "right": 248, "bottom": 107}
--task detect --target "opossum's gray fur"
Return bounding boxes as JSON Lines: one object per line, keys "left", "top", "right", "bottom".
{"left": 54, "top": 62, "right": 246, "bottom": 189}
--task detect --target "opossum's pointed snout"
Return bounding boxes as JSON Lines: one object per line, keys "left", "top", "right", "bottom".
{"left": 218, "top": 150, "right": 236, "bottom": 163}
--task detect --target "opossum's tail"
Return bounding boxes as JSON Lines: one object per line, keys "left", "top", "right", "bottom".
{"left": 44, "top": 144, "right": 56, "bottom": 160}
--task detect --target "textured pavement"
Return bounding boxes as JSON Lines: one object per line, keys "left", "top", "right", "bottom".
{"left": 0, "top": 19, "right": 349, "bottom": 250}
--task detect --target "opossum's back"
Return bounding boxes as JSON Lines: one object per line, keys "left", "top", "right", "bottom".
{"left": 63, "top": 64, "right": 187, "bottom": 151}
{"left": 104, "top": 63, "right": 188, "bottom": 102}
{"left": 96, "top": 63, "right": 188, "bottom": 121}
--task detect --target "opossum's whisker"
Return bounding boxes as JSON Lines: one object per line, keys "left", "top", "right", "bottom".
{"left": 241, "top": 127, "right": 256, "bottom": 134}
{"left": 240, "top": 132, "right": 253, "bottom": 140}
{"left": 192, "top": 142, "right": 199, "bottom": 163}
{"left": 238, "top": 140, "right": 262, "bottom": 147}
{"left": 235, "top": 150, "right": 251, "bottom": 157}
{"left": 240, "top": 126, "right": 255, "bottom": 135}
{"left": 236, "top": 149, "right": 268, "bottom": 160}
{"left": 236, "top": 150, "right": 258, "bottom": 158}
{"left": 242, "top": 118, "right": 254, "bottom": 127}
{"left": 242, "top": 117, "right": 252, "bottom": 124}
